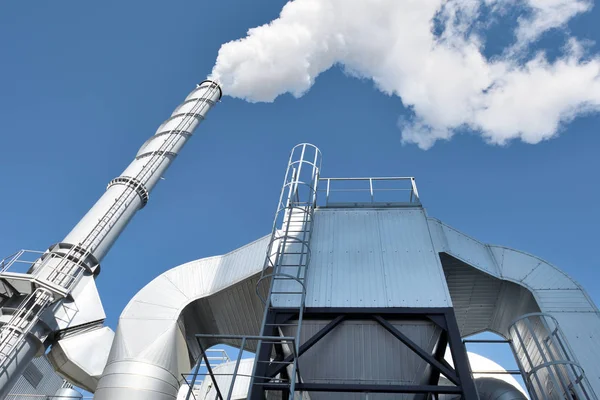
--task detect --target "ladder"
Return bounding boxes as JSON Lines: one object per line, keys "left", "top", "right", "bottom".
{"left": 252, "top": 143, "right": 321, "bottom": 400}
{"left": 0, "top": 83, "right": 221, "bottom": 371}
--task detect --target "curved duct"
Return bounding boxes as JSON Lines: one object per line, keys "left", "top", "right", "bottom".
{"left": 474, "top": 378, "right": 527, "bottom": 400}
{"left": 93, "top": 236, "right": 270, "bottom": 400}
{"left": 95, "top": 205, "right": 599, "bottom": 400}
{"left": 54, "top": 387, "right": 84, "bottom": 400}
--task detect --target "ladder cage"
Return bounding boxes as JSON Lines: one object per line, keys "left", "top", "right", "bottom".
{"left": 252, "top": 143, "right": 322, "bottom": 400}
{"left": 509, "top": 313, "right": 598, "bottom": 400}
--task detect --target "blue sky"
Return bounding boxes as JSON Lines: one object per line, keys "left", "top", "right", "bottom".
{"left": 1, "top": 0, "right": 599, "bottom": 391}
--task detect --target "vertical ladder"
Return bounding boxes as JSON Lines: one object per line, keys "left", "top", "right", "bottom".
{"left": 0, "top": 83, "right": 222, "bottom": 373}
{"left": 252, "top": 144, "right": 321, "bottom": 400}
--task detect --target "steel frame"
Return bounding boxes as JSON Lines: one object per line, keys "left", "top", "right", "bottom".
{"left": 249, "top": 307, "right": 479, "bottom": 400}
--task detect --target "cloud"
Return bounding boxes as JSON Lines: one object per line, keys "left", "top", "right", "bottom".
{"left": 211, "top": 0, "right": 600, "bottom": 149}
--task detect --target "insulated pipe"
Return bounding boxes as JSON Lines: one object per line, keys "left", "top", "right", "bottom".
{"left": 440, "top": 377, "right": 527, "bottom": 400}
{"left": 475, "top": 377, "right": 527, "bottom": 400}
{"left": 0, "top": 81, "right": 221, "bottom": 398}
{"left": 54, "top": 387, "right": 84, "bottom": 400}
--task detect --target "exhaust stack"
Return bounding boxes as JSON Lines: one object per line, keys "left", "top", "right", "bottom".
{"left": 0, "top": 80, "right": 222, "bottom": 397}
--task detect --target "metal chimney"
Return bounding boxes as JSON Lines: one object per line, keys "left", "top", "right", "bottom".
{"left": 0, "top": 80, "right": 222, "bottom": 397}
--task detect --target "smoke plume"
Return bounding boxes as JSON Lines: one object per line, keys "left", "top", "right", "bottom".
{"left": 210, "top": 0, "right": 600, "bottom": 149}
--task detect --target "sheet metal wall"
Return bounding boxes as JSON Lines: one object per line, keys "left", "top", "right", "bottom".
{"left": 305, "top": 208, "right": 452, "bottom": 308}
{"left": 429, "top": 218, "right": 600, "bottom": 395}
{"left": 282, "top": 319, "right": 440, "bottom": 400}
{"left": 99, "top": 206, "right": 599, "bottom": 399}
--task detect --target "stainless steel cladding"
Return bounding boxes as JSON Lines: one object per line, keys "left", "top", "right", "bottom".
{"left": 63, "top": 80, "right": 222, "bottom": 260}
{"left": 509, "top": 313, "right": 597, "bottom": 400}
{"left": 0, "top": 81, "right": 221, "bottom": 397}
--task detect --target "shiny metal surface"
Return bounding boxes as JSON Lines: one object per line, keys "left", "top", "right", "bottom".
{"left": 509, "top": 313, "right": 596, "bottom": 400}
{"left": 47, "top": 326, "right": 115, "bottom": 392}
{"left": 306, "top": 208, "right": 451, "bottom": 308}
{"left": 475, "top": 377, "right": 527, "bottom": 400}
{"left": 94, "top": 236, "right": 270, "bottom": 400}
{"left": 0, "top": 81, "right": 221, "bottom": 397}
{"left": 54, "top": 387, "right": 84, "bottom": 399}
{"left": 428, "top": 217, "right": 600, "bottom": 395}
{"left": 95, "top": 183, "right": 599, "bottom": 400}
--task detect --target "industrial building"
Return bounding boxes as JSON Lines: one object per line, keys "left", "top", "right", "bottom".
{"left": 0, "top": 80, "right": 598, "bottom": 400}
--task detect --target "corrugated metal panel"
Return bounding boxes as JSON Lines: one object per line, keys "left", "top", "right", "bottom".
{"left": 305, "top": 208, "right": 451, "bottom": 308}
{"left": 283, "top": 320, "right": 440, "bottom": 400}
{"left": 490, "top": 247, "right": 541, "bottom": 282}
{"left": 521, "top": 262, "right": 578, "bottom": 290}
{"left": 441, "top": 253, "right": 505, "bottom": 336}
{"left": 427, "top": 217, "right": 449, "bottom": 252}
{"left": 5, "top": 355, "right": 63, "bottom": 400}
{"left": 437, "top": 221, "right": 499, "bottom": 276}
{"left": 553, "top": 313, "right": 600, "bottom": 392}
{"left": 535, "top": 290, "right": 596, "bottom": 312}
{"left": 432, "top": 218, "right": 600, "bottom": 397}
{"left": 379, "top": 210, "right": 451, "bottom": 307}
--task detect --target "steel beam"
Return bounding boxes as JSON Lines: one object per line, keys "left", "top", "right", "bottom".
{"left": 266, "top": 315, "right": 346, "bottom": 379}
{"left": 373, "top": 314, "right": 460, "bottom": 385}
{"left": 263, "top": 383, "right": 463, "bottom": 394}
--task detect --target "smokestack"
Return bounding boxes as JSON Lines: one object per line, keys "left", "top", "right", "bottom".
{"left": 0, "top": 80, "right": 222, "bottom": 397}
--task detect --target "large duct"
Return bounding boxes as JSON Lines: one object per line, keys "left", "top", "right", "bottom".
{"left": 0, "top": 80, "right": 222, "bottom": 397}
{"left": 95, "top": 146, "right": 600, "bottom": 400}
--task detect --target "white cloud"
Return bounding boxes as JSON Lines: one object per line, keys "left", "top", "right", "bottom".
{"left": 211, "top": 0, "right": 600, "bottom": 149}
{"left": 513, "top": 0, "right": 592, "bottom": 48}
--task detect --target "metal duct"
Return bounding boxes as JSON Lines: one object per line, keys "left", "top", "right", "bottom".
{"left": 475, "top": 377, "right": 527, "bottom": 400}
{"left": 53, "top": 387, "right": 84, "bottom": 400}
{"left": 440, "top": 377, "right": 526, "bottom": 400}
{"left": 0, "top": 80, "right": 221, "bottom": 397}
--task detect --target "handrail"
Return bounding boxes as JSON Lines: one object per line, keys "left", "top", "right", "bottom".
{"left": 317, "top": 177, "right": 420, "bottom": 206}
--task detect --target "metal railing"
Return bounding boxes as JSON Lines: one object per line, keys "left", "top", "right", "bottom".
{"left": 184, "top": 335, "right": 297, "bottom": 400}
{"left": 317, "top": 177, "right": 420, "bottom": 207}
{"left": 0, "top": 250, "right": 45, "bottom": 274}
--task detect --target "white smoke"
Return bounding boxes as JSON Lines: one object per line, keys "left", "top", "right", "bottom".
{"left": 210, "top": 0, "right": 600, "bottom": 149}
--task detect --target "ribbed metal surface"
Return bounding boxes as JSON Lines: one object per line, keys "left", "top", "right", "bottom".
{"left": 283, "top": 319, "right": 441, "bottom": 400}
{"left": 5, "top": 356, "right": 64, "bottom": 400}
{"left": 97, "top": 206, "right": 600, "bottom": 400}
{"left": 434, "top": 219, "right": 500, "bottom": 276}
{"left": 429, "top": 218, "right": 600, "bottom": 394}
{"left": 95, "top": 236, "right": 270, "bottom": 400}
{"left": 440, "top": 253, "right": 541, "bottom": 337}
{"left": 552, "top": 312, "right": 600, "bottom": 394}
{"left": 305, "top": 208, "right": 451, "bottom": 308}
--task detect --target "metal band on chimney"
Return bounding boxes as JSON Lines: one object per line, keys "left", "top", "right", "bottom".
{"left": 135, "top": 150, "right": 178, "bottom": 160}
{"left": 107, "top": 176, "right": 150, "bottom": 208}
{"left": 198, "top": 79, "right": 223, "bottom": 100}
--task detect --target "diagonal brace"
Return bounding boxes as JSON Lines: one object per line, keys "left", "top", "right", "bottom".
{"left": 266, "top": 315, "right": 346, "bottom": 379}
{"left": 372, "top": 315, "right": 460, "bottom": 385}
